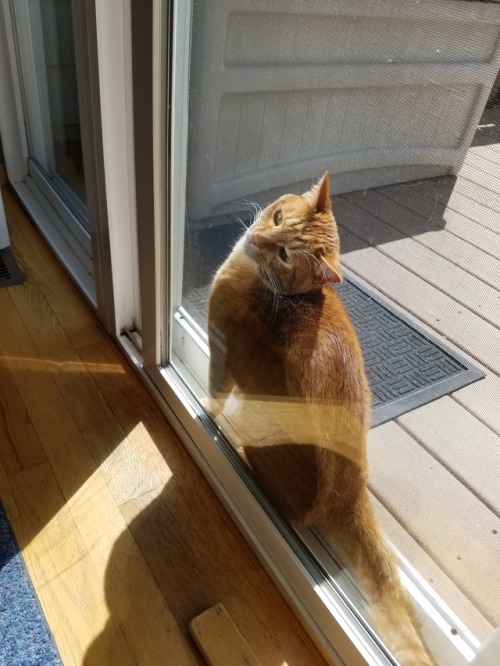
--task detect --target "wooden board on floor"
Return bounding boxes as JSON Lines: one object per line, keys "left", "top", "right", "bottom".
{"left": 189, "top": 604, "right": 260, "bottom": 666}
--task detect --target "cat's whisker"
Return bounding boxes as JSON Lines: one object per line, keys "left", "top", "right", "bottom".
{"left": 238, "top": 199, "right": 263, "bottom": 223}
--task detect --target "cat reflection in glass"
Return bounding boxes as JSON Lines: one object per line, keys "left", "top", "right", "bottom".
{"left": 206, "top": 174, "right": 432, "bottom": 666}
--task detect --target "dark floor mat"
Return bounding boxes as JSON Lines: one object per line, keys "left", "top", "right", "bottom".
{"left": 183, "top": 222, "right": 484, "bottom": 427}
{"left": 0, "top": 246, "right": 25, "bottom": 287}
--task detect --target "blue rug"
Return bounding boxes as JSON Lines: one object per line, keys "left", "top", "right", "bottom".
{"left": 0, "top": 502, "right": 61, "bottom": 666}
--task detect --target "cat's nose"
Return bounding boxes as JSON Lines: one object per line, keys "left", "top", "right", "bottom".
{"left": 248, "top": 233, "right": 265, "bottom": 248}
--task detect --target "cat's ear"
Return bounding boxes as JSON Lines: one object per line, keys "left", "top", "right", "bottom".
{"left": 315, "top": 254, "right": 342, "bottom": 285}
{"left": 304, "top": 172, "right": 331, "bottom": 213}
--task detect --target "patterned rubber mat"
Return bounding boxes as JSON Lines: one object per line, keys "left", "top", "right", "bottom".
{"left": 183, "top": 221, "right": 484, "bottom": 426}
{"left": 0, "top": 247, "right": 25, "bottom": 288}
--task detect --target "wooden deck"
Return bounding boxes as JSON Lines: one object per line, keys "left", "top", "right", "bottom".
{"left": 330, "top": 139, "right": 500, "bottom": 642}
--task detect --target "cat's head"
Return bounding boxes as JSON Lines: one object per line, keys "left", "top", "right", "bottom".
{"left": 243, "top": 173, "right": 342, "bottom": 295}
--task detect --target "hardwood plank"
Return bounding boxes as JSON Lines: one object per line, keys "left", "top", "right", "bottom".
{"left": 368, "top": 422, "right": 500, "bottom": 627}
{"left": 10, "top": 463, "right": 134, "bottom": 666}
{"left": 339, "top": 229, "right": 500, "bottom": 374}
{"left": 68, "top": 460, "right": 199, "bottom": 665}
{"left": 5, "top": 277, "right": 158, "bottom": 506}
{"left": 335, "top": 194, "right": 500, "bottom": 326}
{"left": 77, "top": 340, "right": 175, "bottom": 495}
{"left": 398, "top": 396, "right": 500, "bottom": 516}
{"left": 0, "top": 349, "right": 46, "bottom": 472}
{"left": 0, "top": 457, "right": 19, "bottom": 520}
{"left": 0, "top": 289, "right": 96, "bottom": 498}
{"left": 121, "top": 491, "right": 327, "bottom": 666}
{"left": 189, "top": 604, "right": 260, "bottom": 666}
{"left": 83, "top": 341, "right": 327, "bottom": 665}
{"left": 370, "top": 495, "right": 493, "bottom": 642}
{"left": 2, "top": 187, "right": 105, "bottom": 350}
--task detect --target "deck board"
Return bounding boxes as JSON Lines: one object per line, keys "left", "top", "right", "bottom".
{"left": 452, "top": 372, "right": 500, "bottom": 436}
{"left": 469, "top": 145, "right": 500, "bottom": 166}
{"left": 398, "top": 397, "right": 500, "bottom": 516}
{"left": 368, "top": 421, "right": 500, "bottom": 628}
{"left": 339, "top": 136, "right": 500, "bottom": 648}
{"left": 339, "top": 228, "right": 500, "bottom": 374}
{"left": 411, "top": 173, "right": 500, "bottom": 216}
{"left": 370, "top": 495, "right": 494, "bottom": 642}
{"left": 356, "top": 181, "right": 500, "bottom": 258}
{"left": 335, "top": 194, "right": 500, "bottom": 326}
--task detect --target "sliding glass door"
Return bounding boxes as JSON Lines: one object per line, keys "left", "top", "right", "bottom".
{"left": 2, "top": 0, "right": 115, "bottom": 329}
{"left": 9, "top": 0, "right": 91, "bottom": 269}
{"left": 139, "top": 2, "right": 500, "bottom": 665}
{"left": 14, "top": 0, "right": 88, "bottom": 221}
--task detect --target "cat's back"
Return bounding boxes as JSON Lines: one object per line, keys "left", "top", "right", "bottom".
{"left": 280, "top": 286, "right": 369, "bottom": 413}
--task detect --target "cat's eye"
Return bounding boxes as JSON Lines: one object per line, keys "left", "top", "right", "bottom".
{"left": 279, "top": 247, "right": 288, "bottom": 262}
{"left": 273, "top": 210, "right": 282, "bottom": 225}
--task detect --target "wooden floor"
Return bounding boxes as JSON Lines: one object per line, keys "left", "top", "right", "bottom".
{"left": 0, "top": 187, "right": 327, "bottom": 665}
{"left": 329, "top": 139, "right": 500, "bottom": 642}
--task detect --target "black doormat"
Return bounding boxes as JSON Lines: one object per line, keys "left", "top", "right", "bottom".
{"left": 0, "top": 247, "right": 25, "bottom": 287}
{"left": 184, "top": 222, "right": 484, "bottom": 426}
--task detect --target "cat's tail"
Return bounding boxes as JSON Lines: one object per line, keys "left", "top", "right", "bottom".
{"left": 319, "top": 487, "right": 433, "bottom": 666}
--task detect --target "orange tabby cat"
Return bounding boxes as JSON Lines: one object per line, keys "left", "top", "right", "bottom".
{"left": 207, "top": 173, "right": 432, "bottom": 665}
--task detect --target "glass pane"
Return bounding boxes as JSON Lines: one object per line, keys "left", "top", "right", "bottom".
{"left": 15, "top": 0, "right": 87, "bottom": 220}
{"left": 171, "top": 2, "right": 500, "bottom": 664}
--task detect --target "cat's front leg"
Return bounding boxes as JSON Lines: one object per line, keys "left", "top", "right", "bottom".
{"left": 207, "top": 321, "right": 234, "bottom": 417}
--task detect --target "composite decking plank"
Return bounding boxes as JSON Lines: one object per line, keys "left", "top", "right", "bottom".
{"left": 444, "top": 189, "right": 500, "bottom": 236}
{"left": 339, "top": 228, "right": 500, "bottom": 374}
{"left": 370, "top": 495, "right": 493, "bottom": 642}
{"left": 456, "top": 163, "right": 500, "bottom": 197}
{"left": 410, "top": 175, "right": 500, "bottom": 217}
{"left": 378, "top": 180, "right": 500, "bottom": 234}
{"left": 469, "top": 144, "right": 500, "bottom": 166}
{"left": 370, "top": 185, "right": 500, "bottom": 289}
{"left": 335, "top": 194, "right": 500, "bottom": 326}
{"left": 352, "top": 181, "right": 500, "bottom": 259}
{"left": 463, "top": 152, "right": 500, "bottom": 183}
{"left": 368, "top": 421, "right": 500, "bottom": 628}
{"left": 452, "top": 372, "right": 500, "bottom": 436}
{"left": 397, "top": 396, "right": 500, "bottom": 517}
